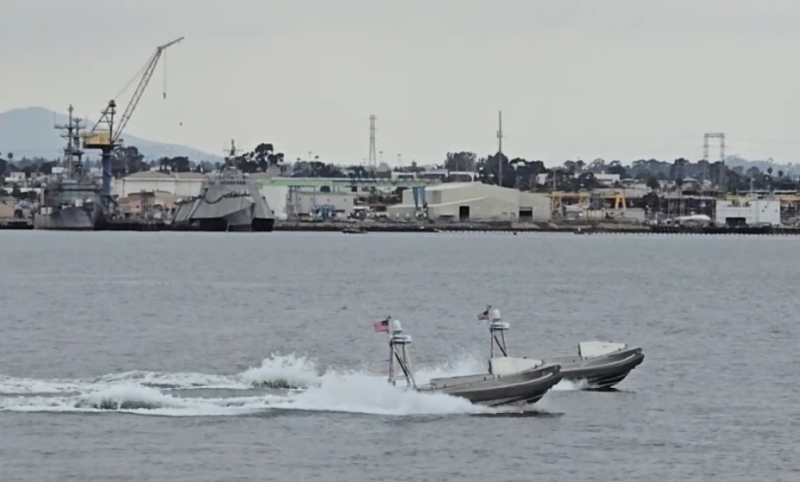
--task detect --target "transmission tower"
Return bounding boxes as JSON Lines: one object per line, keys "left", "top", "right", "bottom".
{"left": 368, "top": 115, "right": 377, "bottom": 170}
{"left": 704, "top": 133, "right": 726, "bottom": 194}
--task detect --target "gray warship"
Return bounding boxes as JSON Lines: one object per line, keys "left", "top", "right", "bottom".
{"left": 171, "top": 141, "right": 275, "bottom": 232}
{"left": 33, "top": 105, "right": 108, "bottom": 231}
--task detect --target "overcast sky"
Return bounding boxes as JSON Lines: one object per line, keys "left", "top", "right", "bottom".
{"left": 2, "top": 0, "right": 800, "bottom": 166}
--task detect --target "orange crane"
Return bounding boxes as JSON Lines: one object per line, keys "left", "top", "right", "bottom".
{"left": 83, "top": 37, "right": 184, "bottom": 197}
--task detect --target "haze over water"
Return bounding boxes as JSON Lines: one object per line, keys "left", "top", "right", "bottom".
{"left": 0, "top": 231, "right": 797, "bottom": 481}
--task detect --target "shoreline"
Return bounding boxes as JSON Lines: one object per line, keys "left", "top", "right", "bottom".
{"left": 4, "top": 218, "right": 800, "bottom": 235}
{"left": 274, "top": 222, "right": 800, "bottom": 235}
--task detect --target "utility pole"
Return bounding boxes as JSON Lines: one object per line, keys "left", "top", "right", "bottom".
{"left": 497, "top": 111, "right": 503, "bottom": 188}
{"left": 368, "top": 115, "right": 377, "bottom": 171}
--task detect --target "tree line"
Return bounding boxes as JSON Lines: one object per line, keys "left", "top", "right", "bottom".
{"left": 3, "top": 146, "right": 799, "bottom": 194}
{"left": 0, "top": 143, "right": 375, "bottom": 181}
{"left": 439, "top": 152, "right": 799, "bottom": 193}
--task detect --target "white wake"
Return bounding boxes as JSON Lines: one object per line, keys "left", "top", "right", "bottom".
{"left": 0, "top": 354, "right": 500, "bottom": 417}
{"left": 0, "top": 352, "right": 322, "bottom": 395}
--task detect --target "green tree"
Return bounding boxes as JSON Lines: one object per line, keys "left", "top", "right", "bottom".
{"left": 444, "top": 152, "right": 477, "bottom": 171}
{"left": 114, "top": 145, "right": 148, "bottom": 175}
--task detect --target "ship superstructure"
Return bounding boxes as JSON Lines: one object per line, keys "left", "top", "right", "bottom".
{"left": 33, "top": 105, "right": 108, "bottom": 230}
{"left": 171, "top": 141, "right": 275, "bottom": 231}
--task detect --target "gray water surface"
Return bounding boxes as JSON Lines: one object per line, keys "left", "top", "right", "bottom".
{"left": 0, "top": 231, "right": 797, "bottom": 481}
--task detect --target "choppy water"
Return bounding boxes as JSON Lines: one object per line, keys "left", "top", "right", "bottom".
{"left": 0, "top": 231, "right": 797, "bottom": 481}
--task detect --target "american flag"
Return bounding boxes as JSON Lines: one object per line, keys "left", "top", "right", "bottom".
{"left": 477, "top": 308, "right": 490, "bottom": 321}
{"left": 373, "top": 318, "right": 390, "bottom": 333}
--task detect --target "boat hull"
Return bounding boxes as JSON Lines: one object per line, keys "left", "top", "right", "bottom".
{"left": 172, "top": 190, "right": 275, "bottom": 232}
{"left": 33, "top": 205, "right": 106, "bottom": 231}
{"left": 192, "top": 214, "right": 275, "bottom": 232}
{"left": 548, "top": 347, "right": 644, "bottom": 390}
{"left": 419, "top": 363, "right": 562, "bottom": 407}
{"left": 173, "top": 217, "right": 275, "bottom": 232}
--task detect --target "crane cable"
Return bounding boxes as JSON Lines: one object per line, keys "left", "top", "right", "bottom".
{"left": 163, "top": 50, "right": 168, "bottom": 99}
{"left": 111, "top": 48, "right": 171, "bottom": 105}
{"left": 112, "top": 53, "right": 154, "bottom": 104}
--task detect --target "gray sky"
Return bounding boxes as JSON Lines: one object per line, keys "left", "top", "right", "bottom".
{"left": 2, "top": 0, "right": 800, "bottom": 166}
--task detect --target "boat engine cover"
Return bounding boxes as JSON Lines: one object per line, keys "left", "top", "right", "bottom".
{"left": 489, "top": 357, "right": 543, "bottom": 376}
{"left": 578, "top": 341, "right": 627, "bottom": 359}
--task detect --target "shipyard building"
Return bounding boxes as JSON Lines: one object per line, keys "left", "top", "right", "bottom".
{"left": 114, "top": 171, "right": 207, "bottom": 198}
{"left": 387, "top": 182, "right": 552, "bottom": 221}
{"left": 714, "top": 199, "right": 781, "bottom": 226}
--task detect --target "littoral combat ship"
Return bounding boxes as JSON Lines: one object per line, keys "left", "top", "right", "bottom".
{"left": 171, "top": 141, "right": 275, "bottom": 232}
{"left": 34, "top": 105, "right": 108, "bottom": 230}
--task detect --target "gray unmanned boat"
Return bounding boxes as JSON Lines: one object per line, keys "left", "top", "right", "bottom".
{"left": 543, "top": 341, "right": 644, "bottom": 390}
{"left": 172, "top": 141, "right": 275, "bottom": 232}
{"left": 382, "top": 309, "right": 562, "bottom": 407}
{"left": 479, "top": 305, "right": 644, "bottom": 390}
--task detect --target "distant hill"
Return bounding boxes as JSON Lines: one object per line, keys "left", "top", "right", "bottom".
{"left": 723, "top": 155, "right": 800, "bottom": 176}
{"left": 0, "top": 106, "right": 222, "bottom": 162}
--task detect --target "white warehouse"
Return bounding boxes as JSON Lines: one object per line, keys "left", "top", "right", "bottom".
{"left": 113, "top": 171, "right": 208, "bottom": 199}
{"left": 285, "top": 189, "right": 358, "bottom": 218}
{"left": 715, "top": 199, "right": 781, "bottom": 226}
{"left": 387, "top": 182, "right": 552, "bottom": 221}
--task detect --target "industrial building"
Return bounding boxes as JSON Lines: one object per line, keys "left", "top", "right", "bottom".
{"left": 387, "top": 182, "right": 551, "bottom": 221}
{"left": 0, "top": 200, "right": 16, "bottom": 220}
{"left": 113, "top": 171, "right": 207, "bottom": 199}
{"left": 715, "top": 198, "right": 781, "bottom": 226}
{"left": 117, "top": 191, "right": 181, "bottom": 217}
{"left": 285, "top": 189, "right": 358, "bottom": 218}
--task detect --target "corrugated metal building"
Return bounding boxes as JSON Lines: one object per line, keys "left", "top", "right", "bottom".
{"left": 387, "top": 182, "right": 551, "bottom": 221}
{"left": 286, "top": 189, "right": 358, "bottom": 217}
{"left": 114, "top": 171, "right": 208, "bottom": 199}
{"left": 715, "top": 199, "right": 781, "bottom": 226}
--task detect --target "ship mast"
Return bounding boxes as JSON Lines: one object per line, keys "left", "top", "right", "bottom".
{"left": 223, "top": 139, "right": 241, "bottom": 170}
{"left": 54, "top": 105, "right": 85, "bottom": 179}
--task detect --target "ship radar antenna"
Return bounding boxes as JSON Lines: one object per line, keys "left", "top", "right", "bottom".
{"left": 487, "top": 306, "right": 509, "bottom": 358}
{"left": 387, "top": 319, "right": 416, "bottom": 388}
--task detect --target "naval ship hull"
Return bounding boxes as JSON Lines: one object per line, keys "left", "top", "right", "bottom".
{"left": 188, "top": 214, "right": 275, "bottom": 232}
{"left": 33, "top": 205, "right": 107, "bottom": 231}
{"left": 173, "top": 198, "right": 275, "bottom": 232}
{"left": 172, "top": 193, "right": 274, "bottom": 232}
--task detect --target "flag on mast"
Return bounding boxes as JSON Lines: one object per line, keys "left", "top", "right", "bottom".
{"left": 373, "top": 318, "right": 390, "bottom": 333}
{"left": 477, "top": 306, "right": 491, "bottom": 321}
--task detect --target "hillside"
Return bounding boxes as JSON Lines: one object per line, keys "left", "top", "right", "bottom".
{"left": 723, "top": 155, "right": 800, "bottom": 176}
{"left": 0, "top": 106, "right": 222, "bottom": 162}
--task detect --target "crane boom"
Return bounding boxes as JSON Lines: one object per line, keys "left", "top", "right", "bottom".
{"left": 114, "top": 36, "right": 184, "bottom": 143}
{"left": 82, "top": 36, "right": 184, "bottom": 197}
